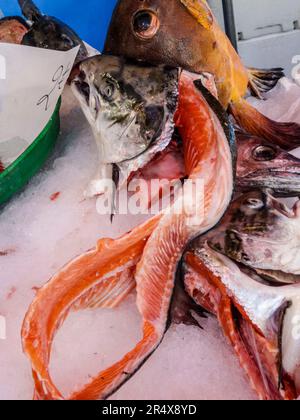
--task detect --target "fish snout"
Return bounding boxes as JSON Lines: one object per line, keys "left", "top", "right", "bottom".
{"left": 68, "top": 61, "right": 82, "bottom": 83}
{"left": 238, "top": 154, "right": 300, "bottom": 197}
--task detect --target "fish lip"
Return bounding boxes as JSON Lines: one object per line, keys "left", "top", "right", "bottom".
{"left": 70, "top": 67, "right": 91, "bottom": 106}
{"left": 238, "top": 167, "right": 300, "bottom": 194}
{"left": 73, "top": 79, "right": 90, "bottom": 106}
{"left": 242, "top": 167, "right": 300, "bottom": 177}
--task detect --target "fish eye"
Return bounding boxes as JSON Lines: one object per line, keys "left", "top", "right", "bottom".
{"left": 244, "top": 198, "right": 264, "bottom": 210}
{"left": 252, "top": 145, "right": 277, "bottom": 161}
{"left": 100, "top": 81, "right": 116, "bottom": 101}
{"left": 132, "top": 10, "right": 160, "bottom": 40}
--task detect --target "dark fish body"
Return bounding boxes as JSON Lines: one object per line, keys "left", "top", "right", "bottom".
{"left": 18, "top": 0, "right": 87, "bottom": 61}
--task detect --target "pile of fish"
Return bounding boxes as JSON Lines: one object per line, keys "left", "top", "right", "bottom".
{"left": 3, "top": 0, "right": 300, "bottom": 400}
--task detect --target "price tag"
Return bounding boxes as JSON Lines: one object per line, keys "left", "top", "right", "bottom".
{"left": 0, "top": 43, "right": 79, "bottom": 168}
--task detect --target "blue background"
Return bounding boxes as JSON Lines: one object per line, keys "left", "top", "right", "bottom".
{"left": 0, "top": 0, "right": 118, "bottom": 50}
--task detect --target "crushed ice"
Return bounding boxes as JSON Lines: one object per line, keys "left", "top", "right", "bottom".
{"left": 1, "top": 79, "right": 300, "bottom": 400}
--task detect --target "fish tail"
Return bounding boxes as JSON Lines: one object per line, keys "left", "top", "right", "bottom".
{"left": 0, "top": 159, "right": 5, "bottom": 173}
{"left": 18, "top": 0, "right": 42, "bottom": 22}
{"left": 247, "top": 67, "right": 285, "bottom": 99}
{"left": 70, "top": 321, "right": 161, "bottom": 400}
{"left": 230, "top": 98, "right": 300, "bottom": 150}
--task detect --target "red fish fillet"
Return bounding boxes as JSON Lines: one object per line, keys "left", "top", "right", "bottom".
{"left": 21, "top": 72, "right": 234, "bottom": 400}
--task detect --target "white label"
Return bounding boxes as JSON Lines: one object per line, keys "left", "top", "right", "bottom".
{"left": 0, "top": 43, "right": 79, "bottom": 167}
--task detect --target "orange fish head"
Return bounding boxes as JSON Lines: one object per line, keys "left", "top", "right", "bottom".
{"left": 104, "top": 0, "right": 218, "bottom": 74}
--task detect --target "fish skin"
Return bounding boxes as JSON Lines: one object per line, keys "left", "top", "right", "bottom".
{"left": 236, "top": 132, "right": 300, "bottom": 197}
{"left": 104, "top": 0, "right": 248, "bottom": 108}
{"left": 21, "top": 74, "right": 234, "bottom": 400}
{"left": 105, "top": 0, "right": 300, "bottom": 148}
{"left": 71, "top": 54, "right": 179, "bottom": 198}
{"left": 184, "top": 244, "right": 300, "bottom": 400}
{"left": 18, "top": 0, "right": 87, "bottom": 62}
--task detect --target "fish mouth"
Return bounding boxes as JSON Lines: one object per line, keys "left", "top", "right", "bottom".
{"left": 70, "top": 65, "right": 91, "bottom": 106}
{"left": 74, "top": 78, "right": 91, "bottom": 106}
{"left": 237, "top": 167, "right": 300, "bottom": 196}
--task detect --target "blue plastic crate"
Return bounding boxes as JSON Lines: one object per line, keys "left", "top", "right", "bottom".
{"left": 0, "top": 0, "right": 117, "bottom": 51}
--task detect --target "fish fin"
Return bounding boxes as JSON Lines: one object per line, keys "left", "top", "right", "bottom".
{"left": 70, "top": 322, "right": 162, "bottom": 400}
{"left": 18, "top": 0, "right": 42, "bottom": 22}
{"left": 248, "top": 67, "right": 285, "bottom": 99}
{"left": 0, "top": 159, "right": 5, "bottom": 173}
{"left": 230, "top": 98, "right": 300, "bottom": 151}
{"left": 180, "top": 0, "right": 213, "bottom": 30}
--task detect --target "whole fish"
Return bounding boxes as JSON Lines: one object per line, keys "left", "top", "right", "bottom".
{"left": 18, "top": 0, "right": 87, "bottom": 62}
{"left": 236, "top": 132, "right": 300, "bottom": 196}
{"left": 105, "top": 0, "right": 300, "bottom": 149}
{"left": 0, "top": 16, "right": 28, "bottom": 44}
{"left": 71, "top": 54, "right": 179, "bottom": 197}
{"left": 207, "top": 191, "right": 300, "bottom": 284}
{"left": 22, "top": 70, "right": 235, "bottom": 400}
{"left": 184, "top": 239, "right": 300, "bottom": 400}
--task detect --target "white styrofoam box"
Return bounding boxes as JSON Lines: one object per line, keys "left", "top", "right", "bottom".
{"left": 234, "top": 0, "right": 300, "bottom": 40}
{"left": 238, "top": 30, "right": 300, "bottom": 76}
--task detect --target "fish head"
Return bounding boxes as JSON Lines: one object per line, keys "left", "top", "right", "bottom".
{"left": 21, "top": 16, "right": 87, "bottom": 62}
{"left": 104, "top": 0, "right": 216, "bottom": 73}
{"left": 184, "top": 243, "right": 300, "bottom": 399}
{"left": 237, "top": 133, "right": 300, "bottom": 197}
{"left": 71, "top": 54, "right": 179, "bottom": 165}
{"left": 209, "top": 191, "right": 300, "bottom": 280}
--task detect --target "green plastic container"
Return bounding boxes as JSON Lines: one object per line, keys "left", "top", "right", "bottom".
{"left": 0, "top": 99, "right": 61, "bottom": 206}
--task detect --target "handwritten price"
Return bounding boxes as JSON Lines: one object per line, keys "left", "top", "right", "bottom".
{"left": 37, "top": 63, "right": 71, "bottom": 111}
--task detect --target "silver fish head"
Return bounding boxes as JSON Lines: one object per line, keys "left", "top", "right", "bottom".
{"left": 209, "top": 191, "right": 300, "bottom": 281}
{"left": 237, "top": 133, "right": 300, "bottom": 197}
{"left": 71, "top": 54, "right": 179, "bottom": 165}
